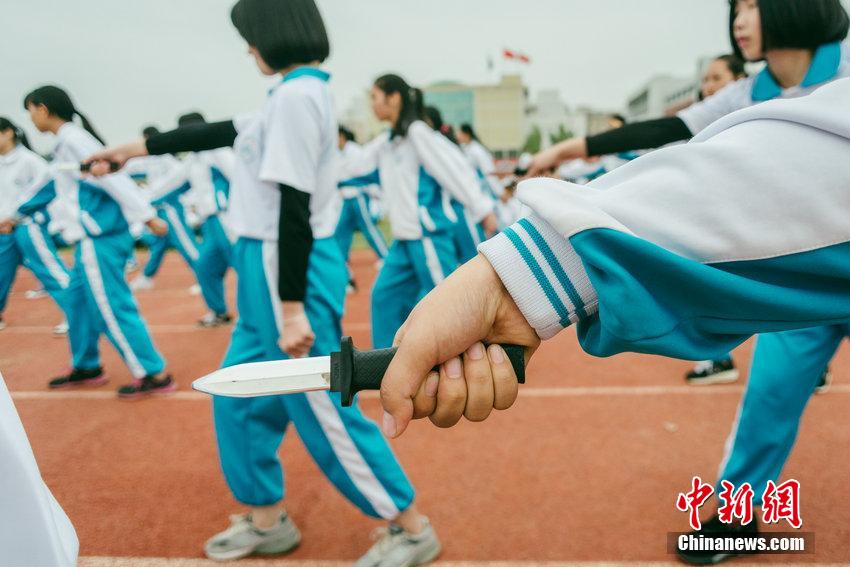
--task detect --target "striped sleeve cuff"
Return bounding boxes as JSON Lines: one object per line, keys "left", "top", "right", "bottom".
{"left": 478, "top": 214, "right": 598, "bottom": 340}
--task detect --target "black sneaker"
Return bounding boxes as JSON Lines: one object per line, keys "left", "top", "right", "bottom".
{"left": 117, "top": 374, "right": 177, "bottom": 399}
{"left": 49, "top": 367, "right": 108, "bottom": 389}
{"left": 676, "top": 514, "right": 759, "bottom": 565}
{"left": 815, "top": 367, "right": 832, "bottom": 394}
{"left": 197, "top": 312, "right": 233, "bottom": 328}
{"left": 686, "top": 359, "right": 739, "bottom": 385}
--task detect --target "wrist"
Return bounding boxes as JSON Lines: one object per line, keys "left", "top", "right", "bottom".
{"left": 556, "top": 138, "right": 585, "bottom": 161}
{"left": 123, "top": 139, "right": 149, "bottom": 160}
{"left": 281, "top": 301, "right": 306, "bottom": 321}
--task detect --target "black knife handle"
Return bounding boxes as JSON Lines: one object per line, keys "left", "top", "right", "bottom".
{"left": 330, "top": 336, "right": 526, "bottom": 407}
{"left": 79, "top": 161, "right": 120, "bottom": 173}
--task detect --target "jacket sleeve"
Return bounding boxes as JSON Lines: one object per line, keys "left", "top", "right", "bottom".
{"left": 338, "top": 132, "right": 388, "bottom": 188}
{"left": 409, "top": 122, "right": 493, "bottom": 221}
{"left": 97, "top": 173, "right": 158, "bottom": 224}
{"left": 16, "top": 180, "right": 56, "bottom": 220}
{"left": 146, "top": 161, "right": 193, "bottom": 205}
{"left": 68, "top": 134, "right": 156, "bottom": 224}
{"left": 13, "top": 158, "right": 55, "bottom": 220}
{"left": 479, "top": 79, "right": 850, "bottom": 361}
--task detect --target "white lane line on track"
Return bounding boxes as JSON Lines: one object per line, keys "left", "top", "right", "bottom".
{"left": 12, "top": 384, "right": 850, "bottom": 401}
{"left": 2, "top": 322, "right": 373, "bottom": 334}
{"left": 78, "top": 560, "right": 832, "bottom": 567}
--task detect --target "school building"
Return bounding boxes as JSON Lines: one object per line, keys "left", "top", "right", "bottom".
{"left": 424, "top": 74, "right": 527, "bottom": 158}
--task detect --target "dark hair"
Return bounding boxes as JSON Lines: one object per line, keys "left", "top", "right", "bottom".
{"left": 374, "top": 74, "right": 425, "bottom": 138}
{"left": 142, "top": 125, "right": 160, "bottom": 139}
{"left": 231, "top": 0, "right": 330, "bottom": 71}
{"left": 715, "top": 53, "right": 747, "bottom": 77}
{"left": 338, "top": 125, "right": 355, "bottom": 142}
{"left": 178, "top": 112, "right": 206, "bottom": 127}
{"left": 609, "top": 113, "right": 627, "bottom": 125}
{"left": 23, "top": 85, "right": 106, "bottom": 145}
{"left": 441, "top": 124, "right": 457, "bottom": 144}
{"left": 729, "top": 0, "right": 849, "bottom": 60}
{"left": 0, "top": 117, "right": 31, "bottom": 150}
{"left": 423, "top": 106, "right": 458, "bottom": 144}
{"left": 423, "top": 106, "right": 444, "bottom": 130}
{"left": 459, "top": 123, "right": 479, "bottom": 141}
{"left": 459, "top": 122, "right": 490, "bottom": 152}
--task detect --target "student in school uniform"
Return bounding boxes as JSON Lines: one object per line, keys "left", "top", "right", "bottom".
{"left": 339, "top": 76, "right": 493, "bottom": 350}
{"left": 528, "top": 1, "right": 849, "bottom": 179}
{"left": 560, "top": 116, "right": 641, "bottom": 186}
{"left": 129, "top": 129, "right": 236, "bottom": 327}
{"left": 378, "top": 73, "right": 850, "bottom": 493}
{"left": 23, "top": 86, "right": 175, "bottom": 398}
{"left": 456, "top": 123, "right": 509, "bottom": 236}
{"left": 85, "top": 2, "right": 439, "bottom": 565}
{"left": 699, "top": 54, "right": 748, "bottom": 102}
{"left": 0, "top": 117, "right": 71, "bottom": 332}
{"left": 127, "top": 126, "right": 203, "bottom": 294}
{"left": 333, "top": 125, "right": 389, "bottom": 274}
{"left": 188, "top": 153, "right": 236, "bottom": 327}
{"left": 125, "top": 126, "right": 185, "bottom": 291}
{"left": 456, "top": 123, "right": 503, "bottom": 202}
{"left": 172, "top": 111, "right": 237, "bottom": 327}
{"left": 421, "top": 106, "right": 497, "bottom": 264}
{"left": 526, "top": 1, "right": 849, "bottom": 560}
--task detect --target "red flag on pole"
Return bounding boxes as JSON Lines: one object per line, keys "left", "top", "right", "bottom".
{"left": 503, "top": 49, "right": 531, "bottom": 63}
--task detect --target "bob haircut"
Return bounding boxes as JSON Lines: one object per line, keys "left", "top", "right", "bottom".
{"left": 231, "top": 0, "right": 330, "bottom": 71}
{"left": 729, "top": 0, "right": 849, "bottom": 60}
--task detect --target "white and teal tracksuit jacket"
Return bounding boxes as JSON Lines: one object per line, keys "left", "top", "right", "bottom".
{"left": 480, "top": 78, "right": 850, "bottom": 360}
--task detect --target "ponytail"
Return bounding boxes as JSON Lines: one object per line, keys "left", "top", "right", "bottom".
{"left": 74, "top": 110, "right": 106, "bottom": 145}
{"left": 23, "top": 85, "right": 106, "bottom": 145}
{"left": 424, "top": 105, "right": 458, "bottom": 145}
{"left": 17, "top": 129, "right": 32, "bottom": 150}
{"left": 0, "top": 117, "right": 32, "bottom": 150}
{"left": 374, "top": 74, "right": 425, "bottom": 138}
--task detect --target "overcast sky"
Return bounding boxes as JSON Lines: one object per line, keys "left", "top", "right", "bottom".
{"left": 4, "top": 1, "right": 847, "bottom": 153}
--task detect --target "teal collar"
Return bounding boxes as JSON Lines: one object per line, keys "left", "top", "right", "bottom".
{"left": 751, "top": 42, "right": 842, "bottom": 102}
{"left": 282, "top": 66, "right": 331, "bottom": 83}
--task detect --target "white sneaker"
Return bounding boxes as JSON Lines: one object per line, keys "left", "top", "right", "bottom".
{"left": 204, "top": 513, "right": 301, "bottom": 561}
{"left": 0, "top": 318, "right": 6, "bottom": 331}
{"left": 25, "top": 288, "right": 48, "bottom": 300}
{"left": 355, "top": 517, "right": 441, "bottom": 567}
{"left": 197, "top": 312, "right": 233, "bottom": 328}
{"left": 53, "top": 320, "right": 69, "bottom": 336}
{"left": 130, "top": 275, "right": 154, "bottom": 291}
{"left": 188, "top": 284, "right": 202, "bottom": 296}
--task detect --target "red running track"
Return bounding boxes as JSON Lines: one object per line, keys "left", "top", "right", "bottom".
{"left": 2, "top": 249, "right": 849, "bottom": 564}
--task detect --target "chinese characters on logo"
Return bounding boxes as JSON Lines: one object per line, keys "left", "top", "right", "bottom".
{"left": 676, "top": 477, "right": 802, "bottom": 530}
